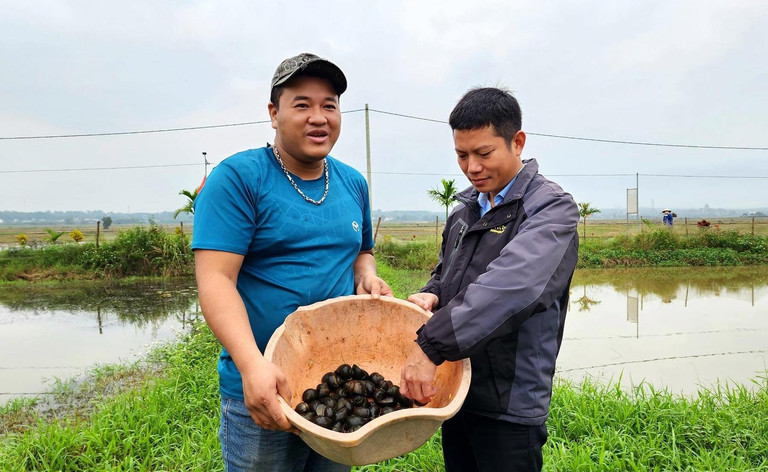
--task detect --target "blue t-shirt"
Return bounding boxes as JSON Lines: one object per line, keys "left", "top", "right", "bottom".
{"left": 191, "top": 147, "right": 373, "bottom": 400}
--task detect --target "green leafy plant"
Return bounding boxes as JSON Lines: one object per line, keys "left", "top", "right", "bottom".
{"left": 577, "top": 202, "right": 601, "bottom": 239}
{"left": 44, "top": 229, "right": 66, "bottom": 244}
{"left": 427, "top": 178, "right": 458, "bottom": 221}
{"left": 174, "top": 189, "right": 198, "bottom": 219}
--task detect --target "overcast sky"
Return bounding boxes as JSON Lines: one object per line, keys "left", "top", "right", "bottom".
{"left": 2, "top": 1, "right": 767, "bottom": 215}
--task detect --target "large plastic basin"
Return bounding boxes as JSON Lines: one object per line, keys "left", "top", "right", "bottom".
{"left": 263, "top": 295, "right": 471, "bottom": 466}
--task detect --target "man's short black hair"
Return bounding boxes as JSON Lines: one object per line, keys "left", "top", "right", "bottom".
{"left": 448, "top": 87, "right": 522, "bottom": 146}
{"left": 270, "top": 71, "right": 339, "bottom": 110}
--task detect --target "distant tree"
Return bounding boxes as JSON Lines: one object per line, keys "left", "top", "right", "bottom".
{"left": 577, "top": 202, "right": 601, "bottom": 239}
{"left": 427, "top": 179, "right": 458, "bottom": 221}
{"left": 44, "top": 228, "right": 66, "bottom": 244}
{"left": 102, "top": 216, "right": 113, "bottom": 230}
{"left": 174, "top": 189, "right": 199, "bottom": 219}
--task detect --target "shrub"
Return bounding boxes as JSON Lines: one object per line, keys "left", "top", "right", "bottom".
{"left": 78, "top": 222, "right": 192, "bottom": 277}
{"left": 69, "top": 229, "right": 84, "bottom": 243}
{"left": 374, "top": 240, "right": 439, "bottom": 271}
{"left": 16, "top": 234, "right": 27, "bottom": 247}
{"left": 631, "top": 229, "right": 679, "bottom": 251}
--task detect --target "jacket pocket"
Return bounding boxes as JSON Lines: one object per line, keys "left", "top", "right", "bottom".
{"left": 485, "top": 333, "right": 519, "bottom": 411}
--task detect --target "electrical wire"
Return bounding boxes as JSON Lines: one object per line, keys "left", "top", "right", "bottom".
{"left": 0, "top": 163, "right": 203, "bottom": 174}
{"left": 0, "top": 109, "right": 366, "bottom": 141}
{"left": 1, "top": 106, "right": 766, "bottom": 150}
{"left": 366, "top": 108, "right": 768, "bottom": 151}
{"left": 3, "top": 164, "right": 768, "bottom": 179}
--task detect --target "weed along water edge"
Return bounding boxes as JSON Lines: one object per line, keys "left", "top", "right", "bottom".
{"left": 0, "top": 277, "right": 199, "bottom": 405}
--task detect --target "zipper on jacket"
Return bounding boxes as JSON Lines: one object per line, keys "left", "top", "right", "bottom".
{"left": 443, "top": 220, "right": 469, "bottom": 276}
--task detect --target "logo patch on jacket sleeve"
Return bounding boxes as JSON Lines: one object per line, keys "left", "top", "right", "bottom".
{"left": 490, "top": 224, "right": 506, "bottom": 234}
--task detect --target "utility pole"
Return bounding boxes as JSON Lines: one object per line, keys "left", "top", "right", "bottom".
{"left": 636, "top": 173, "right": 640, "bottom": 232}
{"left": 365, "top": 104, "right": 372, "bottom": 210}
{"left": 203, "top": 151, "right": 210, "bottom": 178}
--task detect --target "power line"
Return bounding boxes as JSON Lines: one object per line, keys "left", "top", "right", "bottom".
{"left": 0, "top": 163, "right": 205, "bottom": 174}
{"left": 640, "top": 173, "right": 768, "bottom": 179}
{"left": 367, "top": 108, "right": 448, "bottom": 124}
{"left": 366, "top": 108, "right": 768, "bottom": 151}
{"left": 4, "top": 163, "right": 768, "bottom": 179}
{"left": 1, "top": 106, "right": 766, "bottom": 150}
{"left": 0, "top": 109, "right": 366, "bottom": 141}
{"left": 0, "top": 121, "right": 270, "bottom": 140}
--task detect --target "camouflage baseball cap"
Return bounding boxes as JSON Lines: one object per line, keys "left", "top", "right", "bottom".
{"left": 271, "top": 53, "right": 347, "bottom": 96}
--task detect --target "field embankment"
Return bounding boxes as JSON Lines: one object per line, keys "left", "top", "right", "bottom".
{"left": 0, "top": 223, "right": 192, "bottom": 281}
{"left": 1, "top": 221, "right": 767, "bottom": 281}
{"left": 375, "top": 228, "right": 768, "bottom": 272}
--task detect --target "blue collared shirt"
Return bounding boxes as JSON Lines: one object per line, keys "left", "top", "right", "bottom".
{"left": 478, "top": 165, "right": 525, "bottom": 217}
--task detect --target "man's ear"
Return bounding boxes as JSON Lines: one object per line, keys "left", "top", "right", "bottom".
{"left": 268, "top": 102, "right": 278, "bottom": 130}
{"left": 514, "top": 131, "right": 526, "bottom": 156}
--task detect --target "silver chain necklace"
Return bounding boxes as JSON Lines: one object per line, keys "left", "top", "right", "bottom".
{"left": 271, "top": 145, "right": 329, "bottom": 205}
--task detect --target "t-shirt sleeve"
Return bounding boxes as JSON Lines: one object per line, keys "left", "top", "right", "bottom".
{"left": 191, "top": 160, "right": 258, "bottom": 255}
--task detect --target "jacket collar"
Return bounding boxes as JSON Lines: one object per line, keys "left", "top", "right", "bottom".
{"left": 454, "top": 158, "right": 539, "bottom": 207}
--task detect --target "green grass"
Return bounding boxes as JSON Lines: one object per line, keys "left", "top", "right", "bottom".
{"left": 0, "top": 325, "right": 222, "bottom": 471}
{"left": 0, "top": 222, "right": 192, "bottom": 281}
{"left": 547, "top": 378, "right": 768, "bottom": 471}
{"left": 3, "top": 224, "right": 768, "bottom": 283}
{"left": 579, "top": 229, "right": 768, "bottom": 268}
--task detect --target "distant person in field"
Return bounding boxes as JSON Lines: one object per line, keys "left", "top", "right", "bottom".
{"left": 192, "top": 52, "right": 392, "bottom": 472}
{"left": 399, "top": 87, "right": 579, "bottom": 472}
{"left": 662, "top": 209, "right": 676, "bottom": 226}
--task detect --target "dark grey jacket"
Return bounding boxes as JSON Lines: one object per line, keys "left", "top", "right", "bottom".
{"left": 416, "top": 159, "right": 579, "bottom": 425}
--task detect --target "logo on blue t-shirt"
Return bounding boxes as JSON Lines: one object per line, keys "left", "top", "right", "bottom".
{"left": 352, "top": 221, "right": 360, "bottom": 232}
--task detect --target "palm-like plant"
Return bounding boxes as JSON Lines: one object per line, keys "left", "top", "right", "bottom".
{"left": 44, "top": 228, "right": 66, "bottom": 244}
{"left": 428, "top": 179, "right": 458, "bottom": 221}
{"left": 577, "top": 202, "right": 601, "bottom": 239}
{"left": 174, "top": 189, "right": 198, "bottom": 219}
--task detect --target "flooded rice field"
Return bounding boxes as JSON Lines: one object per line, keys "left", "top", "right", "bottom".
{"left": 1, "top": 267, "right": 767, "bottom": 404}
{"left": 558, "top": 267, "right": 768, "bottom": 395}
{"left": 0, "top": 278, "right": 199, "bottom": 404}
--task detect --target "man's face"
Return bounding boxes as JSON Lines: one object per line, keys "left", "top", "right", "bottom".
{"left": 454, "top": 125, "right": 526, "bottom": 199}
{"left": 268, "top": 76, "right": 341, "bottom": 165}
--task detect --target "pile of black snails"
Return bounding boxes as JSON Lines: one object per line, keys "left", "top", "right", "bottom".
{"left": 293, "top": 363, "right": 423, "bottom": 433}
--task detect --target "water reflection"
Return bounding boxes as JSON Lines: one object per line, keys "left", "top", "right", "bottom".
{"left": 559, "top": 267, "right": 768, "bottom": 395}
{"left": 0, "top": 277, "right": 199, "bottom": 403}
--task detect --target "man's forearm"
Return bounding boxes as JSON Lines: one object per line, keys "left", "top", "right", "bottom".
{"left": 353, "top": 251, "right": 377, "bottom": 287}
{"left": 198, "top": 272, "right": 263, "bottom": 370}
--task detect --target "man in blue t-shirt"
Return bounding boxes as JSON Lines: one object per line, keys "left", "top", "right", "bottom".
{"left": 192, "top": 53, "right": 392, "bottom": 472}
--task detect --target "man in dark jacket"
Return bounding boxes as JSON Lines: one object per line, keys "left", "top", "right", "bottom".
{"left": 400, "top": 87, "right": 579, "bottom": 472}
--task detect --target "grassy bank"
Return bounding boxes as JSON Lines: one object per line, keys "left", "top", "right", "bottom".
{"left": 376, "top": 228, "right": 768, "bottom": 271}
{"left": 2, "top": 263, "right": 767, "bottom": 471}
{"left": 2, "top": 224, "right": 767, "bottom": 281}
{"left": 0, "top": 223, "right": 192, "bottom": 281}
{"left": 578, "top": 229, "right": 768, "bottom": 268}
{"left": 0, "top": 324, "right": 222, "bottom": 471}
